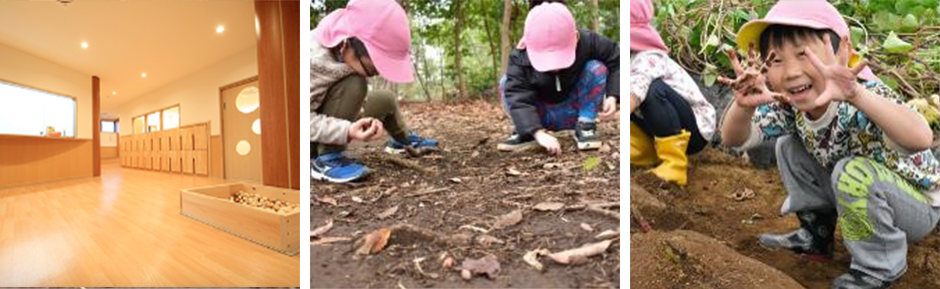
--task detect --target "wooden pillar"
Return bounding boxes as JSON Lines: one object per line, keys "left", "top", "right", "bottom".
{"left": 255, "top": 0, "right": 300, "bottom": 189}
{"left": 93, "top": 76, "right": 101, "bottom": 177}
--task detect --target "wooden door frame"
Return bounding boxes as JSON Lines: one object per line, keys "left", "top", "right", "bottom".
{"left": 218, "top": 75, "right": 259, "bottom": 179}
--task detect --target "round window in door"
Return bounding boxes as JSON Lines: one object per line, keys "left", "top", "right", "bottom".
{"left": 236, "top": 87, "right": 259, "bottom": 114}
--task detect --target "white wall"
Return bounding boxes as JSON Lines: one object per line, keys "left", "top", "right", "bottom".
{"left": 119, "top": 47, "right": 257, "bottom": 136}
{"left": 101, "top": 132, "right": 118, "bottom": 147}
{"left": 0, "top": 42, "right": 93, "bottom": 139}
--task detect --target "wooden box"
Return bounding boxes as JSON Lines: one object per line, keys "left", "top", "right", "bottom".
{"left": 180, "top": 183, "right": 300, "bottom": 255}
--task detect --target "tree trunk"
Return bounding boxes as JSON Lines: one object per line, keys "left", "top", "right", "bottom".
{"left": 499, "top": 0, "right": 512, "bottom": 82}
{"left": 482, "top": 0, "right": 500, "bottom": 95}
{"left": 453, "top": 0, "right": 467, "bottom": 99}
{"left": 413, "top": 36, "right": 432, "bottom": 101}
{"left": 590, "top": 0, "right": 599, "bottom": 32}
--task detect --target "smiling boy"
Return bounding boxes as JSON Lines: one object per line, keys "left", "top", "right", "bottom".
{"left": 720, "top": 1, "right": 940, "bottom": 288}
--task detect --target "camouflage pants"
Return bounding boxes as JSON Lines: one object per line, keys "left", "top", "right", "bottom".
{"left": 775, "top": 135, "right": 940, "bottom": 282}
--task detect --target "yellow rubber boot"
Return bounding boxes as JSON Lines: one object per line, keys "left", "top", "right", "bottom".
{"left": 630, "top": 122, "right": 659, "bottom": 167}
{"left": 651, "top": 131, "right": 691, "bottom": 186}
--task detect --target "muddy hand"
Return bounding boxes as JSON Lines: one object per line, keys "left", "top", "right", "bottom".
{"left": 717, "top": 44, "right": 789, "bottom": 108}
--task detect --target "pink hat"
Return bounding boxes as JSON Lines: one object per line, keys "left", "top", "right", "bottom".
{"left": 737, "top": 0, "right": 877, "bottom": 81}
{"left": 630, "top": 0, "right": 668, "bottom": 52}
{"left": 523, "top": 3, "right": 578, "bottom": 72}
{"left": 312, "top": 0, "right": 414, "bottom": 83}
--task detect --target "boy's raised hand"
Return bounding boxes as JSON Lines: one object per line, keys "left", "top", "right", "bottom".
{"left": 806, "top": 36, "right": 868, "bottom": 106}
{"left": 718, "top": 45, "right": 788, "bottom": 108}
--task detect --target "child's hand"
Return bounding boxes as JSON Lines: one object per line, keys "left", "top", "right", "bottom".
{"left": 599, "top": 96, "right": 619, "bottom": 121}
{"left": 806, "top": 36, "right": 869, "bottom": 106}
{"left": 534, "top": 130, "right": 562, "bottom": 156}
{"left": 718, "top": 45, "right": 789, "bottom": 108}
{"left": 348, "top": 118, "right": 384, "bottom": 142}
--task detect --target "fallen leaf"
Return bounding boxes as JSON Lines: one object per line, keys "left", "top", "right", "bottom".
{"left": 580, "top": 223, "right": 594, "bottom": 232}
{"left": 471, "top": 150, "right": 480, "bottom": 158}
{"left": 311, "top": 236, "right": 351, "bottom": 246}
{"left": 475, "top": 234, "right": 505, "bottom": 247}
{"left": 583, "top": 156, "right": 602, "bottom": 172}
{"left": 532, "top": 202, "right": 565, "bottom": 212}
{"left": 547, "top": 240, "right": 612, "bottom": 265}
{"left": 542, "top": 163, "right": 562, "bottom": 169}
{"left": 449, "top": 177, "right": 463, "bottom": 184}
{"left": 442, "top": 257, "right": 456, "bottom": 269}
{"left": 599, "top": 143, "right": 611, "bottom": 153}
{"left": 413, "top": 257, "right": 439, "bottom": 279}
{"left": 506, "top": 168, "right": 522, "bottom": 176}
{"left": 315, "top": 196, "right": 338, "bottom": 206}
{"left": 352, "top": 196, "right": 364, "bottom": 203}
{"left": 376, "top": 205, "right": 400, "bottom": 220}
{"left": 594, "top": 229, "right": 620, "bottom": 240}
{"left": 492, "top": 210, "right": 524, "bottom": 230}
{"left": 355, "top": 228, "right": 392, "bottom": 255}
{"left": 460, "top": 254, "right": 501, "bottom": 279}
{"left": 523, "top": 249, "right": 551, "bottom": 271}
{"left": 311, "top": 219, "right": 333, "bottom": 238}
{"left": 459, "top": 225, "right": 490, "bottom": 234}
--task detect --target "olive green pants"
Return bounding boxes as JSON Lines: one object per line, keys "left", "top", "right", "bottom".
{"left": 313, "top": 74, "right": 409, "bottom": 157}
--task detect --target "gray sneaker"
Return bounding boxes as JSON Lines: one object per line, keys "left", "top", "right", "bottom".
{"left": 832, "top": 270, "right": 891, "bottom": 289}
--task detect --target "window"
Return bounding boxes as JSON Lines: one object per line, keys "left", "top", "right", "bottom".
{"left": 0, "top": 80, "right": 76, "bottom": 137}
{"left": 101, "top": 120, "right": 118, "bottom": 133}
{"left": 131, "top": 105, "right": 179, "bottom": 134}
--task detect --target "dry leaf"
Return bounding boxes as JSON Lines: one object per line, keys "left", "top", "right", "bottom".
{"left": 315, "top": 196, "right": 338, "bottom": 206}
{"left": 449, "top": 177, "right": 463, "bottom": 184}
{"left": 377, "top": 205, "right": 399, "bottom": 220}
{"left": 311, "top": 236, "right": 351, "bottom": 246}
{"left": 355, "top": 228, "right": 392, "bottom": 255}
{"left": 311, "top": 219, "right": 333, "bottom": 238}
{"left": 475, "top": 234, "right": 505, "bottom": 247}
{"left": 352, "top": 196, "right": 364, "bottom": 203}
{"left": 459, "top": 225, "right": 490, "bottom": 234}
{"left": 599, "top": 143, "right": 611, "bottom": 153}
{"left": 443, "top": 257, "right": 456, "bottom": 269}
{"left": 580, "top": 223, "right": 594, "bottom": 232}
{"left": 594, "top": 229, "right": 620, "bottom": 240}
{"left": 506, "top": 168, "right": 522, "bottom": 176}
{"left": 523, "top": 249, "right": 551, "bottom": 271}
{"left": 542, "top": 163, "right": 561, "bottom": 170}
{"left": 492, "top": 210, "right": 524, "bottom": 230}
{"left": 460, "top": 254, "right": 501, "bottom": 279}
{"left": 547, "top": 240, "right": 612, "bottom": 265}
{"left": 532, "top": 202, "right": 565, "bottom": 211}
{"left": 413, "top": 257, "right": 439, "bottom": 279}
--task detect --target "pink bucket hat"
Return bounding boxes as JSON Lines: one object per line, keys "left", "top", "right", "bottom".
{"left": 523, "top": 3, "right": 578, "bottom": 72}
{"left": 630, "top": 0, "right": 668, "bottom": 52}
{"left": 312, "top": 0, "right": 414, "bottom": 83}
{"left": 737, "top": 0, "right": 877, "bottom": 81}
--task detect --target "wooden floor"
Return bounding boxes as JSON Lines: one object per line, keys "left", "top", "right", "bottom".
{"left": 0, "top": 159, "right": 299, "bottom": 286}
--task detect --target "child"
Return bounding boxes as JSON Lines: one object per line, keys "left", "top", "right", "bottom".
{"left": 720, "top": 1, "right": 940, "bottom": 287}
{"left": 311, "top": 0, "right": 439, "bottom": 183}
{"left": 498, "top": 2, "right": 620, "bottom": 155}
{"left": 629, "top": 0, "right": 716, "bottom": 186}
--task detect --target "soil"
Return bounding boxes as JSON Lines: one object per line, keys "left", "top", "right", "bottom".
{"left": 630, "top": 148, "right": 940, "bottom": 289}
{"left": 311, "top": 100, "right": 621, "bottom": 288}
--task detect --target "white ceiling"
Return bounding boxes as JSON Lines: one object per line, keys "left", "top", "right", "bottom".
{"left": 0, "top": 0, "right": 257, "bottom": 119}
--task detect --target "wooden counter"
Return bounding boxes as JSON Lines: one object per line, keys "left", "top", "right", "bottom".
{"left": 0, "top": 134, "right": 93, "bottom": 187}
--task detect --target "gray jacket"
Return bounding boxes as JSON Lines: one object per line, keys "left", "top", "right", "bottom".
{"left": 311, "top": 41, "right": 355, "bottom": 145}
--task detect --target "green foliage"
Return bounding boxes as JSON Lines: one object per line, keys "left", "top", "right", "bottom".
{"left": 653, "top": 0, "right": 940, "bottom": 99}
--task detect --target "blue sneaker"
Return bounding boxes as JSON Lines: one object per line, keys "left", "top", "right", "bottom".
{"left": 385, "top": 133, "right": 440, "bottom": 154}
{"left": 311, "top": 152, "right": 370, "bottom": 183}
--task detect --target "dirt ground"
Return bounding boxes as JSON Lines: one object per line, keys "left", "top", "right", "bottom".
{"left": 630, "top": 148, "right": 940, "bottom": 289}
{"left": 311, "top": 100, "right": 621, "bottom": 288}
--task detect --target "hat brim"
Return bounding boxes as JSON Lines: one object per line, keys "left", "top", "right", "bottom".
{"left": 527, "top": 45, "right": 576, "bottom": 72}
{"left": 363, "top": 41, "right": 414, "bottom": 83}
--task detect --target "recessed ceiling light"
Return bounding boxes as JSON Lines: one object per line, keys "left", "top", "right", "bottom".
{"left": 81, "top": 42, "right": 87, "bottom": 48}
{"left": 112, "top": 91, "right": 116, "bottom": 95}
{"left": 142, "top": 73, "right": 147, "bottom": 78}
{"left": 217, "top": 26, "right": 224, "bottom": 33}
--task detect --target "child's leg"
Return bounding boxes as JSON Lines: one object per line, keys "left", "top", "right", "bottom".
{"left": 362, "top": 90, "right": 409, "bottom": 143}
{"left": 572, "top": 60, "right": 607, "bottom": 124}
{"left": 636, "top": 78, "right": 707, "bottom": 154}
{"left": 314, "top": 75, "right": 369, "bottom": 157}
{"left": 830, "top": 157, "right": 940, "bottom": 282}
